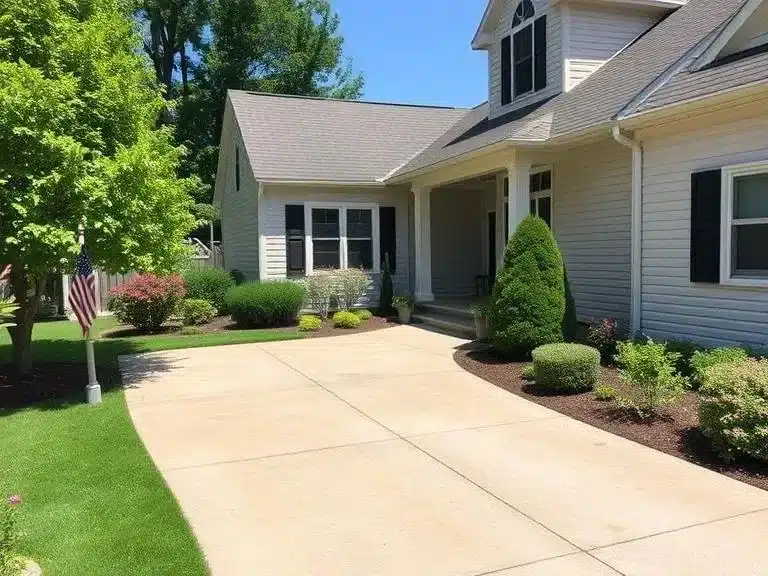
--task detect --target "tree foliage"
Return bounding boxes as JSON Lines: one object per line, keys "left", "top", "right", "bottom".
{"left": 489, "top": 216, "right": 565, "bottom": 358}
{"left": 0, "top": 0, "right": 197, "bottom": 373}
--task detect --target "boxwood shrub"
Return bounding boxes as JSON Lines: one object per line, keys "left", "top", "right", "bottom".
{"left": 355, "top": 309, "right": 373, "bottom": 321}
{"left": 298, "top": 314, "right": 323, "bottom": 332}
{"left": 532, "top": 343, "right": 600, "bottom": 392}
{"left": 333, "top": 310, "right": 361, "bottom": 329}
{"left": 225, "top": 281, "right": 305, "bottom": 328}
{"left": 690, "top": 347, "right": 749, "bottom": 390}
{"left": 179, "top": 298, "right": 217, "bottom": 326}
{"left": 183, "top": 267, "right": 235, "bottom": 312}
{"left": 699, "top": 358, "right": 768, "bottom": 462}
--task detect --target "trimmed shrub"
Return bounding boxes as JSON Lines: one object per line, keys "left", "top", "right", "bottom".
{"left": 355, "top": 309, "right": 373, "bottom": 321}
{"left": 180, "top": 326, "right": 203, "bottom": 336}
{"left": 699, "top": 358, "right": 768, "bottom": 462}
{"left": 336, "top": 268, "right": 373, "bottom": 310}
{"left": 333, "top": 310, "right": 361, "bottom": 329}
{"left": 298, "top": 314, "right": 323, "bottom": 332}
{"left": 489, "top": 215, "right": 565, "bottom": 358}
{"left": 108, "top": 274, "right": 185, "bottom": 333}
{"left": 303, "top": 272, "right": 334, "bottom": 319}
{"left": 588, "top": 318, "right": 620, "bottom": 365}
{"left": 378, "top": 253, "right": 394, "bottom": 316}
{"left": 690, "top": 347, "right": 749, "bottom": 390}
{"left": 179, "top": 298, "right": 217, "bottom": 326}
{"left": 595, "top": 385, "right": 617, "bottom": 402}
{"left": 225, "top": 281, "right": 305, "bottom": 328}
{"left": 615, "top": 340, "right": 686, "bottom": 417}
{"left": 532, "top": 343, "right": 600, "bottom": 392}
{"left": 521, "top": 364, "right": 535, "bottom": 381}
{"left": 183, "top": 267, "right": 235, "bottom": 312}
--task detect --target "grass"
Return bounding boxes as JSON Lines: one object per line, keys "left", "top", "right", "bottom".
{"left": 0, "top": 316, "right": 304, "bottom": 575}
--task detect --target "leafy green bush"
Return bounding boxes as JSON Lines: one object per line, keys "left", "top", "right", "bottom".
{"left": 532, "top": 343, "right": 600, "bottom": 392}
{"left": 336, "top": 268, "right": 373, "bottom": 310}
{"left": 664, "top": 340, "right": 702, "bottom": 379}
{"left": 230, "top": 269, "right": 246, "bottom": 285}
{"left": 298, "top": 315, "right": 323, "bottom": 332}
{"left": 179, "top": 298, "right": 217, "bottom": 326}
{"left": 690, "top": 348, "right": 749, "bottom": 390}
{"left": 521, "top": 364, "right": 535, "bottom": 381}
{"left": 180, "top": 326, "right": 203, "bottom": 336}
{"left": 108, "top": 274, "right": 186, "bottom": 333}
{"left": 333, "top": 310, "right": 361, "bottom": 329}
{"left": 595, "top": 385, "right": 617, "bottom": 402}
{"left": 0, "top": 297, "right": 19, "bottom": 328}
{"left": 225, "top": 281, "right": 306, "bottom": 328}
{"left": 489, "top": 216, "right": 565, "bottom": 358}
{"left": 699, "top": 358, "right": 768, "bottom": 462}
{"left": 355, "top": 309, "right": 373, "bottom": 321}
{"left": 0, "top": 494, "right": 24, "bottom": 576}
{"left": 183, "top": 267, "right": 235, "bottom": 312}
{"left": 615, "top": 340, "right": 686, "bottom": 417}
{"left": 303, "top": 272, "right": 334, "bottom": 319}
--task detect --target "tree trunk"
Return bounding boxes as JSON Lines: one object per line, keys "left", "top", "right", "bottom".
{"left": 7, "top": 269, "right": 45, "bottom": 379}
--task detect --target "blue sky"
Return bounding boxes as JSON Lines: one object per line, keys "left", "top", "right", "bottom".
{"left": 331, "top": 0, "right": 489, "bottom": 108}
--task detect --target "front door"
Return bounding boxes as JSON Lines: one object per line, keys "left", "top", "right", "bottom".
{"left": 488, "top": 211, "right": 497, "bottom": 283}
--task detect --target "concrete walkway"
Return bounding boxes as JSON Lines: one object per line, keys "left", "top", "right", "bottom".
{"left": 121, "top": 327, "right": 768, "bottom": 576}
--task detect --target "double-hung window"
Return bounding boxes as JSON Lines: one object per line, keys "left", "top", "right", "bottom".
{"left": 311, "top": 208, "right": 341, "bottom": 269}
{"left": 347, "top": 209, "right": 374, "bottom": 270}
{"left": 529, "top": 169, "right": 552, "bottom": 228}
{"left": 504, "top": 0, "right": 547, "bottom": 101}
{"left": 724, "top": 164, "right": 768, "bottom": 281}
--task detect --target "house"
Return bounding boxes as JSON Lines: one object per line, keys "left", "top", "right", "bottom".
{"left": 214, "top": 0, "right": 768, "bottom": 350}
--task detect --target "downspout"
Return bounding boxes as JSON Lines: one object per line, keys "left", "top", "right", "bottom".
{"left": 612, "top": 124, "right": 642, "bottom": 337}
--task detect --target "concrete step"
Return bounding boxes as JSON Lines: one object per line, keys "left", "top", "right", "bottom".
{"left": 412, "top": 311, "right": 476, "bottom": 340}
{"left": 418, "top": 301, "right": 475, "bottom": 322}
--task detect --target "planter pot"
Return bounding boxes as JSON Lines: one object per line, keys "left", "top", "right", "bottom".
{"left": 397, "top": 306, "right": 412, "bottom": 324}
{"left": 474, "top": 315, "right": 489, "bottom": 340}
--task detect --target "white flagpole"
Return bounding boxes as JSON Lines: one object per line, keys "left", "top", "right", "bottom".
{"left": 79, "top": 224, "right": 102, "bottom": 406}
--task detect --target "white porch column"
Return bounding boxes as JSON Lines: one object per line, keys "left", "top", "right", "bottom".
{"left": 412, "top": 186, "right": 434, "bottom": 302}
{"left": 507, "top": 163, "right": 531, "bottom": 240}
{"left": 495, "top": 173, "right": 506, "bottom": 267}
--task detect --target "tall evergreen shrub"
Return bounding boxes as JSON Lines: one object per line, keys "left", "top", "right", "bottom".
{"left": 489, "top": 215, "right": 565, "bottom": 357}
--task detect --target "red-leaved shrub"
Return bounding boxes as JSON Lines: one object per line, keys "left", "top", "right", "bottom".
{"left": 108, "top": 274, "right": 185, "bottom": 332}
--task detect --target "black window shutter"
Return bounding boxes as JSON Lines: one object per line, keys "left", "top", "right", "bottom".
{"left": 534, "top": 16, "right": 547, "bottom": 91}
{"left": 501, "top": 36, "right": 512, "bottom": 106}
{"left": 690, "top": 169, "right": 722, "bottom": 283}
{"left": 379, "top": 207, "right": 397, "bottom": 273}
{"left": 285, "top": 204, "right": 305, "bottom": 276}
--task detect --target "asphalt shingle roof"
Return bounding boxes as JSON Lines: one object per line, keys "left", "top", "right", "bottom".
{"left": 389, "top": 0, "right": 747, "bottom": 179}
{"left": 228, "top": 91, "right": 468, "bottom": 183}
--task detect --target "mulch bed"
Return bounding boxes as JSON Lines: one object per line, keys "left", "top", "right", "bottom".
{"left": 101, "top": 314, "right": 398, "bottom": 339}
{"left": 0, "top": 363, "right": 122, "bottom": 410}
{"left": 454, "top": 343, "right": 768, "bottom": 492}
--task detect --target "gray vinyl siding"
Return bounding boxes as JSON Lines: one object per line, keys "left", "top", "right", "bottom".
{"left": 550, "top": 139, "right": 632, "bottom": 326}
{"left": 566, "top": 4, "right": 663, "bottom": 91}
{"left": 430, "top": 184, "right": 496, "bottom": 297}
{"left": 639, "top": 104, "right": 768, "bottom": 350}
{"left": 488, "top": 0, "right": 563, "bottom": 119}
{"left": 261, "top": 184, "right": 411, "bottom": 306}
{"left": 220, "top": 130, "right": 260, "bottom": 280}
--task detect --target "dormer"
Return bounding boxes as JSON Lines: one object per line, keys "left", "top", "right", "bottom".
{"left": 693, "top": 0, "right": 768, "bottom": 69}
{"left": 474, "top": 0, "right": 683, "bottom": 120}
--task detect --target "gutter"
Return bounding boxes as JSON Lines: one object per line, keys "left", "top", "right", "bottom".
{"left": 612, "top": 124, "right": 642, "bottom": 337}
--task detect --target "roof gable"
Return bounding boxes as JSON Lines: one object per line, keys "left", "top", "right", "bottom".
{"left": 693, "top": 0, "right": 767, "bottom": 69}
{"left": 472, "top": 0, "right": 503, "bottom": 49}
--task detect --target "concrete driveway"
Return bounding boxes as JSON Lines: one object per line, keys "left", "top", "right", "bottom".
{"left": 121, "top": 327, "right": 768, "bottom": 576}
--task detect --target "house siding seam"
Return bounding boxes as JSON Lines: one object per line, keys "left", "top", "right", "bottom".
{"left": 550, "top": 139, "right": 632, "bottom": 326}
{"left": 221, "top": 130, "right": 260, "bottom": 281}
{"left": 639, "top": 102, "right": 768, "bottom": 350}
{"left": 489, "top": 0, "right": 563, "bottom": 119}
{"left": 566, "top": 4, "right": 664, "bottom": 91}
{"left": 261, "top": 185, "right": 411, "bottom": 306}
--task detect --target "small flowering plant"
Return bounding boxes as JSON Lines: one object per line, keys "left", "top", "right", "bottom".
{"left": 587, "top": 318, "right": 620, "bottom": 365}
{"left": 0, "top": 494, "right": 24, "bottom": 576}
{"left": 108, "top": 274, "right": 185, "bottom": 333}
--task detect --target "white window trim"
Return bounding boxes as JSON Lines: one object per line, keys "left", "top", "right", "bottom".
{"left": 720, "top": 160, "right": 768, "bottom": 288}
{"left": 511, "top": 13, "right": 547, "bottom": 100}
{"left": 304, "top": 202, "right": 380, "bottom": 275}
{"left": 503, "top": 166, "right": 554, "bottom": 232}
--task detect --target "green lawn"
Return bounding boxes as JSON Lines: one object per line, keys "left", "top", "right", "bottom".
{"left": 0, "top": 317, "right": 303, "bottom": 575}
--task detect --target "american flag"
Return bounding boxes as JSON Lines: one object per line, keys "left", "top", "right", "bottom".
{"left": 69, "top": 247, "right": 97, "bottom": 335}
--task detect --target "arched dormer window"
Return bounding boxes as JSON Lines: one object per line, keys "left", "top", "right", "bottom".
{"left": 500, "top": 0, "right": 547, "bottom": 105}
{"left": 512, "top": 0, "right": 535, "bottom": 28}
